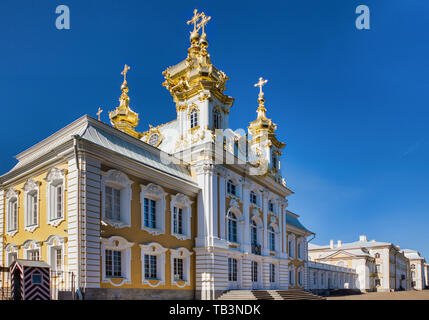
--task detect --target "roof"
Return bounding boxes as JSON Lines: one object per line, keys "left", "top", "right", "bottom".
{"left": 309, "top": 240, "right": 393, "bottom": 251}
{"left": 402, "top": 249, "right": 424, "bottom": 260}
{"left": 13, "top": 259, "right": 51, "bottom": 268}
{"left": 286, "top": 210, "right": 313, "bottom": 234}
{"left": 1, "top": 115, "right": 196, "bottom": 184}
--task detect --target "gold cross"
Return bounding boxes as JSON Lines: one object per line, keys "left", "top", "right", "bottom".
{"left": 96, "top": 107, "right": 103, "bottom": 121}
{"left": 121, "top": 64, "right": 130, "bottom": 82}
{"left": 187, "top": 9, "right": 203, "bottom": 32}
{"left": 197, "top": 12, "right": 211, "bottom": 35}
{"left": 254, "top": 77, "right": 268, "bottom": 95}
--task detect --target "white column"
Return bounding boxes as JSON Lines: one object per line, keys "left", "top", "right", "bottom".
{"left": 241, "top": 182, "right": 251, "bottom": 253}
{"left": 261, "top": 190, "right": 269, "bottom": 255}
{"left": 218, "top": 171, "right": 226, "bottom": 240}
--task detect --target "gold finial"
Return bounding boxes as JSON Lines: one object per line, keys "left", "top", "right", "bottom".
{"left": 197, "top": 12, "right": 211, "bottom": 35}
{"left": 121, "top": 64, "right": 130, "bottom": 84}
{"left": 254, "top": 77, "right": 268, "bottom": 96}
{"left": 96, "top": 107, "right": 103, "bottom": 121}
{"left": 109, "top": 64, "right": 142, "bottom": 139}
{"left": 187, "top": 9, "right": 203, "bottom": 32}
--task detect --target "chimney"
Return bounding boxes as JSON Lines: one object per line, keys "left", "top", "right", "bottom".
{"left": 359, "top": 235, "right": 367, "bottom": 242}
{"left": 330, "top": 240, "right": 334, "bottom": 249}
{"left": 337, "top": 240, "right": 342, "bottom": 247}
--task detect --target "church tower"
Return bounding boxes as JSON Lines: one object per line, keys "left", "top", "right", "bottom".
{"left": 248, "top": 77, "right": 286, "bottom": 182}
{"left": 162, "top": 10, "right": 234, "bottom": 152}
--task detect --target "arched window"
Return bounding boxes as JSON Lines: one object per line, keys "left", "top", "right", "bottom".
{"left": 250, "top": 191, "right": 257, "bottom": 205}
{"left": 213, "top": 109, "right": 221, "bottom": 129}
{"left": 227, "top": 212, "right": 238, "bottom": 243}
{"left": 268, "top": 226, "right": 275, "bottom": 251}
{"left": 251, "top": 220, "right": 258, "bottom": 246}
{"left": 375, "top": 253, "right": 380, "bottom": 259}
{"left": 227, "top": 180, "right": 236, "bottom": 196}
{"left": 190, "top": 109, "right": 198, "bottom": 129}
{"left": 411, "top": 264, "right": 415, "bottom": 270}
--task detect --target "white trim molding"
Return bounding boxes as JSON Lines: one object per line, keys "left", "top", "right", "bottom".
{"left": 45, "top": 167, "right": 67, "bottom": 227}
{"left": 5, "top": 188, "right": 19, "bottom": 237}
{"left": 170, "top": 247, "right": 193, "bottom": 288}
{"left": 22, "top": 239, "right": 42, "bottom": 259}
{"left": 101, "top": 169, "right": 133, "bottom": 229}
{"left": 45, "top": 235, "right": 66, "bottom": 271}
{"left": 140, "top": 183, "right": 167, "bottom": 236}
{"left": 140, "top": 242, "right": 168, "bottom": 287}
{"left": 101, "top": 236, "right": 134, "bottom": 287}
{"left": 5, "top": 243, "right": 19, "bottom": 268}
{"left": 170, "top": 193, "right": 192, "bottom": 240}
{"left": 23, "top": 179, "right": 40, "bottom": 233}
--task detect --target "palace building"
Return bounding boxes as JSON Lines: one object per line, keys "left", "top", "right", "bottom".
{"left": 308, "top": 235, "right": 412, "bottom": 292}
{"left": 0, "top": 10, "right": 314, "bottom": 300}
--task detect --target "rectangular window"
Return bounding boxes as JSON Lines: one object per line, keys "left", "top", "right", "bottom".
{"left": 105, "top": 249, "right": 122, "bottom": 277}
{"left": 105, "top": 186, "right": 121, "bottom": 221}
{"left": 228, "top": 258, "right": 238, "bottom": 282}
{"left": 27, "top": 193, "right": 38, "bottom": 226}
{"left": 269, "top": 201, "right": 274, "bottom": 212}
{"left": 297, "top": 243, "right": 302, "bottom": 259}
{"left": 8, "top": 199, "right": 18, "bottom": 231}
{"left": 28, "top": 250, "right": 40, "bottom": 261}
{"left": 144, "top": 254, "right": 157, "bottom": 279}
{"left": 174, "top": 258, "right": 184, "bottom": 281}
{"left": 250, "top": 192, "right": 257, "bottom": 205}
{"left": 55, "top": 248, "right": 62, "bottom": 270}
{"left": 144, "top": 198, "right": 157, "bottom": 228}
{"left": 298, "top": 271, "right": 302, "bottom": 285}
{"left": 55, "top": 185, "right": 62, "bottom": 219}
{"left": 251, "top": 261, "right": 258, "bottom": 282}
{"left": 270, "top": 264, "right": 275, "bottom": 283}
{"left": 173, "top": 207, "right": 183, "bottom": 234}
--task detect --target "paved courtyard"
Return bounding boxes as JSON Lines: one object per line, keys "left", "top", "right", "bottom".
{"left": 327, "top": 289, "right": 429, "bottom": 300}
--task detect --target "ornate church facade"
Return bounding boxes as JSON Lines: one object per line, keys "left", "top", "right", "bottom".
{"left": 0, "top": 10, "right": 313, "bottom": 300}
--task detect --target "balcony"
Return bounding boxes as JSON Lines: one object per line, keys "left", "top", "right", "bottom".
{"left": 251, "top": 244, "right": 261, "bottom": 255}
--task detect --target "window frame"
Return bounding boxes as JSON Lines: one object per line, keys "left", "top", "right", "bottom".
{"left": 6, "top": 189, "right": 19, "bottom": 236}
{"left": 45, "top": 167, "right": 66, "bottom": 227}
{"left": 140, "top": 242, "right": 167, "bottom": 287}
{"left": 101, "top": 236, "right": 134, "bottom": 286}
{"left": 101, "top": 170, "right": 133, "bottom": 229}
{"left": 45, "top": 235, "right": 65, "bottom": 271}
{"left": 23, "top": 179, "right": 40, "bottom": 233}
{"left": 140, "top": 183, "right": 167, "bottom": 236}
{"left": 170, "top": 247, "right": 193, "bottom": 288}
{"left": 170, "top": 193, "right": 192, "bottom": 240}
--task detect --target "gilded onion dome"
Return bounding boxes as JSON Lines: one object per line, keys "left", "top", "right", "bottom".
{"left": 162, "top": 9, "right": 234, "bottom": 106}
{"left": 109, "top": 64, "right": 142, "bottom": 139}
{"left": 248, "top": 77, "right": 286, "bottom": 149}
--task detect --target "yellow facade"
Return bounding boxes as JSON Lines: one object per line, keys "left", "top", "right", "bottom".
{"left": 2, "top": 162, "right": 69, "bottom": 265}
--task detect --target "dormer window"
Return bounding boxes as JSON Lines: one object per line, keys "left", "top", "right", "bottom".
{"left": 190, "top": 109, "right": 198, "bottom": 129}
{"left": 250, "top": 191, "right": 257, "bottom": 205}
{"left": 227, "top": 180, "right": 236, "bottom": 196}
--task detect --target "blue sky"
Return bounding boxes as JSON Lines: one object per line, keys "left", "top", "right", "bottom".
{"left": 0, "top": 1, "right": 428, "bottom": 258}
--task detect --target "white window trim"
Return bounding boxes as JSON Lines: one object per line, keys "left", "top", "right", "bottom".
{"left": 140, "top": 242, "right": 167, "bottom": 287}
{"left": 45, "top": 167, "right": 66, "bottom": 227}
{"left": 22, "top": 240, "right": 41, "bottom": 260}
{"left": 101, "top": 236, "right": 134, "bottom": 286}
{"left": 170, "top": 247, "right": 193, "bottom": 288}
{"left": 5, "top": 243, "right": 19, "bottom": 268}
{"left": 140, "top": 183, "right": 167, "bottom": 236}
{"left": 297, "top": 237, "right": 305, "bottom": 261}
{"left": 5, "top": 188, "right": 19, "bottom": 237}
{"left": 170, "top": 193, "right": 192, "bottom": 240}
{"left": 101, "top": 170, "right": 133, "bottom": 229}
{"left": 250, "top": 211, "right": 263, "bottom": 247}
{"left": 45, "top": 235, "right": 66, "bottom": 271}
{"left": 23, "top": 179, "right": 40, "bottom": 233}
